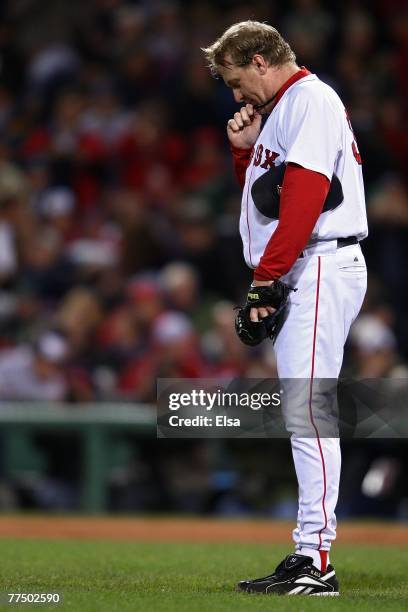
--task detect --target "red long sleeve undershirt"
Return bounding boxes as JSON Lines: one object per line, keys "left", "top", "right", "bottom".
{"left": 231, "top": 146, "right": 330, "bottom": 280}
{"left": 231, "top": 144, "right": 253, "bottom": 188}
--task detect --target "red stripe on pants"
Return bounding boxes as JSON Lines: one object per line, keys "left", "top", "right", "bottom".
{"left": 307, "top": 257, "right": 328, "bottom": 549}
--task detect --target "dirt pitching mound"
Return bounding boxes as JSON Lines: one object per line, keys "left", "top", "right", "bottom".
{"left": 0, "top": 516, "right": 407, "bottom": 547}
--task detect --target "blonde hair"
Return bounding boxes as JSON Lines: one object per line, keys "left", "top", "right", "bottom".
{"left": 202, "top": 20, "right": 296, "bottom": 76}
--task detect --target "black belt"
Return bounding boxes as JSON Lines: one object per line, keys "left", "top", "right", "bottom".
{"left": 299, "top": 236, "right": 358, "bottom": 258}
{"left": 337, "top": 236, "right": 358, "bottom": 248}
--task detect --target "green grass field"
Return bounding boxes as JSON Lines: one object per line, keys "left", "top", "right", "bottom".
{"left": 0, "top": 539, "right": 407, "bottom": 611}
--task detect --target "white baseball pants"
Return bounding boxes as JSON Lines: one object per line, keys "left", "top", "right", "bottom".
{"left": 274, "top": 240, "right": 367, "bottom": 552}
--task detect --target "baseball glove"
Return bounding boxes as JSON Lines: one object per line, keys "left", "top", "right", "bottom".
{"left": 235, "top": 281, "right": 292, "bottom": 346}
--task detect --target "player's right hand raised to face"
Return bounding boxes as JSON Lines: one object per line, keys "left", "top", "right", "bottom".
{"left": 227, "top": 104, "right": 262, "bottom": 150}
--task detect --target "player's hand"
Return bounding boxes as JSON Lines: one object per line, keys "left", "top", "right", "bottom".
{"left": 227, "top": 104, "right": 262, "bottom": 149}
{"left": 250, "top": 279, "right": 276, "bottom": 322}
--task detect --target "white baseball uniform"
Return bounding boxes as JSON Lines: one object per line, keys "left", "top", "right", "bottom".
{"left": 240, "top": 71, "right": 368, "bottom": 560}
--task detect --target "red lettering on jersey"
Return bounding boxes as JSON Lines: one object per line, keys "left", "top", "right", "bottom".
{"left": 352, "top": 141, "right": 362, "bottom": 165}
{"left": 260, "top": 149, "right": 279, "bottom": 169}
{"left": 345, "top": 109, "right": 362, "bottom": 164}
{"left": 253, "top": 144, "right": 263, "bottom": 166}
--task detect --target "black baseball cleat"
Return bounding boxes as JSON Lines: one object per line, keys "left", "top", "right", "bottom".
{"left": 237, "top": 553, "right": 339, "bottom": 596}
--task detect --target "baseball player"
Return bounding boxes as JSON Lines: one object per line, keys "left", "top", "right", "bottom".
{"left": 203, "top": 21, "right": 368, "bottom": 596}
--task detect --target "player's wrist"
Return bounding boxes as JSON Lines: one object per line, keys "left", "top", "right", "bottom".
{"left": 252, "top": 279, "right": 274, "bottom": 287}
{"left": 229, "top": 138, "right": 256, "bottom": 151}
{"left": 230, "top": 143, "right": 253, "bottom": 153}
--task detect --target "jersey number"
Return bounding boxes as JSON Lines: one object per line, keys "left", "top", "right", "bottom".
{"left": 345, "top": 110, "right": 362, "bottom": 165}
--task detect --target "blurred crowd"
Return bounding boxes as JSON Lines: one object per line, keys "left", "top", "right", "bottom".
{"left": 0, "top": 0, "right": 407, "bottom": 402}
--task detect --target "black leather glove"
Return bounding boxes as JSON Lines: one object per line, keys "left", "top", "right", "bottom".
{"left": 234, "top": 281, "right": 292, "bottom": 346}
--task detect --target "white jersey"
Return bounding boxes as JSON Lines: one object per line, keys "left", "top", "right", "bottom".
{"left": 240, "top": 72, "right": 368, "bottom": 269}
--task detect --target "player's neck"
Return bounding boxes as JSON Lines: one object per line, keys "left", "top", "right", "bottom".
{"left": 270, "top": 63, "right": 300, "bottom": 97}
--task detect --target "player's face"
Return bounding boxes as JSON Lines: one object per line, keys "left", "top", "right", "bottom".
{"left": 222, "top": 65, "right": 264, "bottom": 106}
{"left": 220, "top": 55, "right": 271, "bottom": 111}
